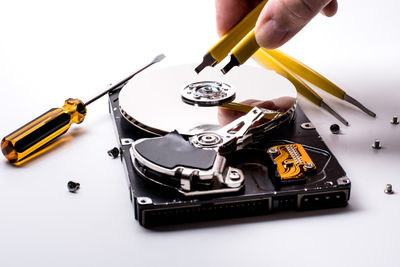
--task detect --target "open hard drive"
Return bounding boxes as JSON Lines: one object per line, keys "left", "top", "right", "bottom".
{"left": 109, "top": 63, "right": 351, "bottom": 227}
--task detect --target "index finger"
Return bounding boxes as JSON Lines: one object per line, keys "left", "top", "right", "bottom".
{"left": 215, "top": 0, "right": 262, "bottom": 36}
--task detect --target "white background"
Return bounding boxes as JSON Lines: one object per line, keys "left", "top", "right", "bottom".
{"left": 1, "top": 1, "right": 400, "bottom": 266}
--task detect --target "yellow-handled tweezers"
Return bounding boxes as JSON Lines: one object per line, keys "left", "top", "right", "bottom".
{"left": 254, "top": 48, "right": 376, "bottom": 118}
{"left": 253, "top": 49, "right": 350, "bottom": 125}
{"left": 195, "top": 0, "right": 268, "bottom": 73}
{"left": 195, "top": 0, "right": 376, "bottom": 125}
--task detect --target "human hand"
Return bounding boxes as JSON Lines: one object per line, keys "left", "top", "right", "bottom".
{"left": 216, "top": 0, "right": 338, "bottom": 49}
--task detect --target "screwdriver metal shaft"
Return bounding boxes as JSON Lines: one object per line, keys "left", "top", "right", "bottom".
{"left": 85, "top": 54, "right": 165, "bottom": 106}
{"left": 1, "top": 54, "right": 165, "bottom": 165}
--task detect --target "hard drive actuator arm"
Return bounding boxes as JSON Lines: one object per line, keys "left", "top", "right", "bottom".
{"left": 130, "top": 107, "right": 264, "bottom": 196}
{"left": 191, "top": 107, "right": 264, "bottom": 150}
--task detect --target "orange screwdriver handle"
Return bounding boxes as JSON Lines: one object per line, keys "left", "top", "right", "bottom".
{"left": 1, "top": 98, "right": 87, "bottom": 164}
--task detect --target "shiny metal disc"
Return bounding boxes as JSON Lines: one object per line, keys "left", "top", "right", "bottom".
{"left": 119, "top": 63, "right": 297, "bottom": 136}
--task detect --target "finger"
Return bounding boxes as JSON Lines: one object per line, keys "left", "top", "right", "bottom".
{"left": 218, "top": 107, "right": 242, "bottom": 126}
{"left": 252, "top": 99, "right": 276, "bottom": 109}
{"left": 241, "top": 99, "right": 267, "bottom": 106}
{"left": 255, "top": 0, "right": 336, "bottom": 49}
{"left": 271, "top": 96, "right": 296, "bottom": 111}
{"left": 215, "top": 0, "right": 261, "bottom": 36}
{"left": 217, "top": 99, "right": 269, "bottom": 126}
{"left": 320, "top": 0, "right": 338, "bottom": 17}
{"left": 218, "top": 98, "right": 294, "bottom": 126}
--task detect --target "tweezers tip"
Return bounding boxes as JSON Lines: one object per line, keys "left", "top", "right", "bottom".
{"left": 321, "top": 100, "right": 349, "bottom": 126}
{"left": 221, "top": 55, "right": 240, "bottom": 75}
{"left": 194, "top": 65, "right": 203, "bottom": 74}
{"left": 344, "top": 94, "right": 376, "bottom": 118}
{"left": 195, "top": 53, "right": 217, "bottom": 74}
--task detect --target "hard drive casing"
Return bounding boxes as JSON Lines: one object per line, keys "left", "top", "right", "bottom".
{"left": 108, "top": 90, "right": 351, "bottom": 228}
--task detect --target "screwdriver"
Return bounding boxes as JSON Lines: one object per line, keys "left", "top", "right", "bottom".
{"left": 1, "top": 54, "right": 165, "bottom": 165}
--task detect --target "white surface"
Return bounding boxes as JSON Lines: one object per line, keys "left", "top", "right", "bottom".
{"left": 0, "top": 1, "right": 400, "bottom": 266}
{"left": 119, "top": 63, "right": 296, "bottom": 134}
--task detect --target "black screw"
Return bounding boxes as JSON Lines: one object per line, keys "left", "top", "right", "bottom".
{"left": 391, "top": 116, "right": 399, "bottom": 125}
{"left": 372, "top": 139, "right": 382, "bottom": 149}
{"left": 330, "top": 124, "right": 340, "bottom": 134}
{"left": 107, "top": 147, "right": 120, "bottom": 158}
{"left": 67, "top": 181, "right": 80, "bottom": 193}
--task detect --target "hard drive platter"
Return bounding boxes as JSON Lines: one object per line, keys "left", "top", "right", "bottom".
{"left": 118, "top": 64, "right": 297, "bottom": 135}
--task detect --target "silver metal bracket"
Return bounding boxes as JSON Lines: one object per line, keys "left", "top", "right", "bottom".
{"left": 191, "top": 107, "right": 264, "bottom": 149}
{"left": 131, "top": 145, "right": 245, "bottom": 197}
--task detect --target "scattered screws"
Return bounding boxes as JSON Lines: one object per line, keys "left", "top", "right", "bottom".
{"left": 107, "top": 147, "right": 120, "bottom": 158}
{"left": 193, "top": 94, "right": 201, "bottom": 99}
{"left": 372, "top": 139, "right": 382, "bottom": 149}
{"left": 300, "top": 122, "right": 315, "bottom": 130}
{"left": 304, "top": 162, "right": 315, "bottom": 171}
{"left": 267, "top": 147, "right": 279, "bottom": 156}
{"left": 330, "top": 124, "right": 340, "bottom": 134}
{"left": 229, "top": 170, "right": 241, "bottom": 181}
{"left": 337, "top": 177, "right": 350, "bottom": 185}
{"left": 67, "top": 181, "right": 80, "bottom": 193}
{"left": 384, "top": 184, "right": 393, "bottom": 194}
{"left": 391, "top": 116, "right": 399, "bottom": 125}
{"left": 325, "top": 181, "right": 334, "bottom": 187}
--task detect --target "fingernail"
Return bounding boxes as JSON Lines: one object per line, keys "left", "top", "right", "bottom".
{"left": 255, "top": 19, "right": 288, "bottom": 49}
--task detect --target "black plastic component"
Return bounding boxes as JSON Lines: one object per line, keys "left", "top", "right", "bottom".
{"left": 273, "top": 195, "right": 297, "bottom": 210}
{"left": 135, "top": 130, "right": 216, "bottom": 170}
{"left": 299, "top": 191, "right": 348, "bottom": 210}
{"left": 140, "top": 198, "right": 270, "bottom": 227}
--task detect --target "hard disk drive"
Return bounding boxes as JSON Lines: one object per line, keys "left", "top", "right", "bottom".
{"left": 109, "top": 63, "right": 351, "bottom": 227}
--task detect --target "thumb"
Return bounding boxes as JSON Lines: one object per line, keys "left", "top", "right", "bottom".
{"left": 255, "top": 0, "right": 337, "bottom": 49}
